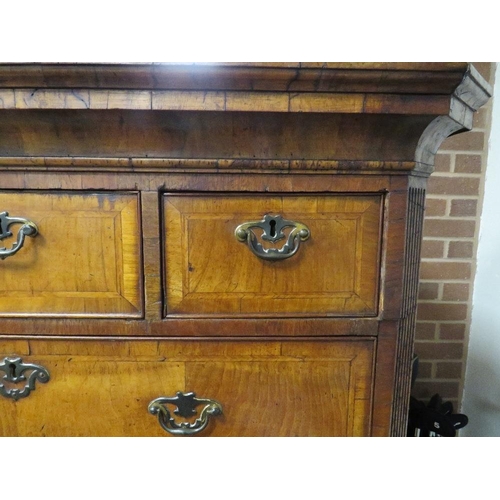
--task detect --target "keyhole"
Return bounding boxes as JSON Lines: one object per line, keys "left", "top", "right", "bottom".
{"left": 8, "top": 363, "right": 17, "bottom": 378}
{"left": 269, "top": 219, "right": 276, "bottom": 237}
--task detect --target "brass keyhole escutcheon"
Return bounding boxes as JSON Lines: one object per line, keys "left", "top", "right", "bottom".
{"left": 0, "top": 357, "right": 50, "bottom": 400}
{"left": 235, "top": 214, "right": 310, "bottom": 261}
{"left": 149, "top": 392, "right": 223, "bottom": 436}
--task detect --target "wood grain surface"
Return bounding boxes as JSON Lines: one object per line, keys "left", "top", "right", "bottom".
{"left": 0, "top": 110, "right": 435, "bottom": 162}
{"left": 0, "top": 63, "right": 490, "bottom": 438}
{"left": 0, "top": 63, "right": 472, "bottom": 95}
{"left": 0, "top": 338, "right": 374, "bottom": 437}
{"left": 0, "top": 191, "right": 142, "bottom": 317}
{"left": 164, "top": 194, "right": 382, "bottom": 317}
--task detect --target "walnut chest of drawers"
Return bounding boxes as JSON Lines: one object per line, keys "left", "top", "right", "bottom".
{"left": 0, "top": 63, "right": 490, "bottom": 436}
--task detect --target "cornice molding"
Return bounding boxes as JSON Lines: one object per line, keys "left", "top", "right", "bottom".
{"left": 0, "top": 63, "right": 492, "bottom": 176}
{"left": 0, "top": 62, "right": 477, "bottom": 95}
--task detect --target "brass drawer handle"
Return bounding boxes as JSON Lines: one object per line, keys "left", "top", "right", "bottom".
{"left": 235, "top": 214, "right": 310, "bottom": 261}
{"left": 0, "top": 356, "right": 50, "bottom": 400}
{"left": 148, "top": 391, "right": 223, "bottom": 436}
{"left": 0, "top": 212, "right": 39, "bottom": 260}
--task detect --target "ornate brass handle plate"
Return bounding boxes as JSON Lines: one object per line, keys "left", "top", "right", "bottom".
{"left": 148, "top": 391, "right": 223, "bottom": 436}
{"left": 0, "top": 212, "right": 39, "bottom": 260}
{"left": 0, "top": 357, "right": 50, "bottom": 400}
{"left": 235, "top": 214, "right": 310, "bottom": 261}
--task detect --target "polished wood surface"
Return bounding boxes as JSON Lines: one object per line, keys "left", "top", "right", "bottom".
{"left": 0, "top": 63, "right": 471, "bottom": 94}
{"left": 0, "top": 63, "right": 490, "bottom": 436}
{"left": 0, "top": 191, "right": 142, "bottom": 317}
{"left": 164, "top": 194, "right": 382, "bottom": 317}
{"left": 0, "top": 89, "right": 452, "bottom": 114}
{"left": 0, "top": 110, "right": 435, "bottom": 162}
{"left": 0, "top": 339, "right": 374, "bottom": 437}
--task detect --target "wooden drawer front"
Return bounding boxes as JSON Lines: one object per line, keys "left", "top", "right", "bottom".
{"left": 164, "top": 194, "right": 382, "bottom": 317}
{"left": 0, "top": 192, "right": 142, "bottom": 317}
{"left": 0, "top": 339, "right": 374, "bottom": 437}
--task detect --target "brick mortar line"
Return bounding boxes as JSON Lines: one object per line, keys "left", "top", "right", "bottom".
{"left": 431, "top": 173, "right": 483, "bottom": 178}
{"left": 424, "top": 359, "right": 459, "bottom": 364}
{"left": 422, "top": 256, "right": 474, "bottom": 260}
{"left": 422, "top": 237, "right": 476, "bottom": 241}
{"left": 422, "top": 255, "right": 471, "bottom": 260}
{"left": 424, "top": 236, "right": 474, "bottom": 241}
{"left": 420, "top": 272, "right": 474, "bottom": 276}
{"left": 417, "top": 283, "right": 474, "bottom": 287}
{"left": 424, "top": 216, "right": 477, "bottom": 221}
{"left": 426, "top": 195, "right": 483, "bottom": 199}
{"left": 420, "top": 258, "right": 475, "bottom": 262}
{"left": 426, "top": 360, "right": 465, "bottom": 364}
{"left": 419, "top": 283, "right": 471, "bottom": 288}
{"left": 438, "top": 150, "right": 485, "bottom": 155}
{"left": 417, "top": 300, "right": 471, "bottom": 304}
{"left": 444, "top": 240, "right": 450, "bottom": 257}
{"left": 416, "top": 320, "right": 468, "bottom": 323}
{"left": 427, "top": 194, "right": 481, "bottom": 198}
{"left": 424, "top": 235, "right": 478, "bottom": 241}
{"left": 426, "top": 218, "right": 478, "bottom": 222}
{"left": 438, "top": 282, "right": 444, "bottom": 298}
{"left": 418, "top": 278, "right": 474, "bottom": 282}
{"left": 420, "top": 259, "right": 475, "bottom": 263}
{"left": 413, "top": 378, "right": 462, "bottom": 382}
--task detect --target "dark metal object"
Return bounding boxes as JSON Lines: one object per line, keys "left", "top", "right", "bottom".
{"left": 148, "top": 391, "right": 223, "bottom": 436}
{"left": 0, "top": 212, "right": 38, "bottom": 260}
{"left": 235, "top": 214, "right": 310, "bottom": 261}
{"left": 0, "top": 357, "right": 50, "bottom": 400}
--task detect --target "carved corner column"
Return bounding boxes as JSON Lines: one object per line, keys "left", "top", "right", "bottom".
{"left": 389, "top": 65, "right": 492, "bottom": 435}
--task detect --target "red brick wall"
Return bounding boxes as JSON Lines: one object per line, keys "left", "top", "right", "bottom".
{"left": 412, "top": 63, "right": 496, "bottom": 408}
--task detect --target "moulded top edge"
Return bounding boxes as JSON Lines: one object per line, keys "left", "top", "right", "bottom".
{"left": 0, "top": 62, "right": 480, "bottom": 98}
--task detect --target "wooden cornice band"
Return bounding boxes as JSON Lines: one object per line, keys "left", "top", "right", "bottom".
{"left": 0, "top": 63, "right": 492, "bottom": 176}
{"left": 0, "top": 62, "right": 478, "bottom": 94}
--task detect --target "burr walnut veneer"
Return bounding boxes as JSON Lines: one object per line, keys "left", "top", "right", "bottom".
{"left": 0, "top": 63, "right": 491, "bottom": 436}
